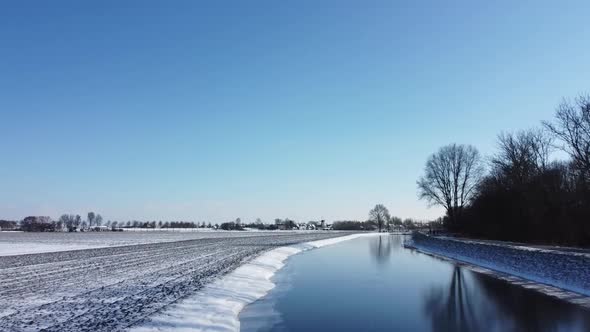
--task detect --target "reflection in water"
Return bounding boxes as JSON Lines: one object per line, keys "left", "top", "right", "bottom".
{"left": 369, "top": 235, "right": 401, "bottom": 265}
{"left": 424, "top": 266, "right": 590, "bottom": 332}
{"left": 424, "top": 267, "right": 486, "bottom": 332}
{"left": 242, "top": 235, "right": 590, "bottom": 332}
{"left": 475, "top": 271, "right": 590, "bottom": 332}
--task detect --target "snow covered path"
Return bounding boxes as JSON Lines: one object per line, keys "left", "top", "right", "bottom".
{"left": 0, "top": 232, "right": 351, "bottom": 332}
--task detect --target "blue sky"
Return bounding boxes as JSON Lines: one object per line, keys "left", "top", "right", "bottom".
{"left": 1, "top": 1, "right": 589, "bottom": 223}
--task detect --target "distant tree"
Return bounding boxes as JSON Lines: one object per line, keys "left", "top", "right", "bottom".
{"left": 403, "top": 218, "right": 416, "bottom": 229}
{"left": 544, "top": 94, "right": 590, "bottom": 180}
{"left": 21, "top": 216, "right": 54, "bottom": 232}
{"left": 220, "top": 222, "right": 243, "bottom": 231}
{"left": 417, "top": 144, "right": 483, "bottom": 230}
{"left": 55, "top": 218, "right": 64, "bottom": 231}
{"left": 0, "top": 220, "right": 17, "bottom": 230}
{"left": 333, "top": 221, "right": 365, "bottom": 230}
{"left": 255, "top": 218, "right": 262, "bottom": 224}
{"left": 285, "top": 219, "right": 296, "bottom": 229}
{"left": 388, "top": 216, "right": 403, "bottom": 230}
{"left": 207, "top": 222, "right": 212, "bottom": 228}
{"left": 59, "top": 214, "right": 79, "bottom": 231}
{"left": 369, "top": 204, "right": 390, "bottom": 232}
{"left": 87, "top": 212, "right": 96, "bottom": 228}
{"left": 95, "top": 214, "right": 103, "bottom": 227}
{"left": 75, "top": 215, "right": 82, "bottom": 229}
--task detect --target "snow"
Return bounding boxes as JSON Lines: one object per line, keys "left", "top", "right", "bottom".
{"left": 406, "top": 232, "right": 590, "bottom": 298}
{"left": 130, "top": 233, "right": 379, "bottom": 332}
{"left": 0, "top": 243, "right": 98, "bottom": 256}
{"left": 0, "top": 231, "right": 315, "bottom": 257}
{"left": 0, "top": 231, "right": 357, "bottom": 332}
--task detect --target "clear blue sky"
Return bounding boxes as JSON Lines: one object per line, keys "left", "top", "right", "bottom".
{"left": 1, "top": 1, "right": 589, "bottom": 223}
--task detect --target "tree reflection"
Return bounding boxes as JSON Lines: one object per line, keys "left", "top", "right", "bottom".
{"left": 475, "top": 271, "right": 590, "bottom": 332}
{"left": 369, "top": 235, "right": 397, "bottom": 265}
{"left": 424, "top": 266, "right": 590, "bottom": 332}
{"left": 423, "top": 267, "right": 484, "bottom": 332}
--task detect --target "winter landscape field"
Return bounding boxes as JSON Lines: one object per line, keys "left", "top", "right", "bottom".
{"left": 0, "top": 231, "right": 352, "bottom": 332}
{"left": 3, "top": 1, "right": 590, "bottom": 331}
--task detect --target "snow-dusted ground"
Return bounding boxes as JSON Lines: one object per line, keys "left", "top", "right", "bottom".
{"left": 0, "top": 231, "right": 355, "bottom": 332}
{"left": 406, "top": 232, "right": 590, "bottom": 298}
{"left": 0, "top": 231, "right": 313, "bottom": 256}
{"left": 130, "top": 233, "right": 379, "bottom": 332}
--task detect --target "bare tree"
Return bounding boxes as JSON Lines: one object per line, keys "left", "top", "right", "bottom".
{"left": 59, "top": 214, "right": 80, "bottom": 231}
{"left": 369, "top": 204, "right": 390, "bottom": 232}
{"left": 74, "top": 215, "right": 82, "bottom": 229}
{"left": 492, "top": 129, "right": 553, "bottom": 185}
{"left": 87, "top": 212, "right": 96, "bottom": 228}
{"left": 388, "top": 216, "right": 403, "bottom": 230}
{"left": 95, "top": 214, "right": 103, "bottom": 227}
{"left": 543, "top": 95, "right": 590, "bottom": 179}
{"left": 417, "top": 144, "right": 483, "bottom": 229}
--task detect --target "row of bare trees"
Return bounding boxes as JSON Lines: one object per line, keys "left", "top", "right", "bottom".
{"left": 57, "top": 212, "right": 103, "bottom": 231}
{"left": 418, "top": 94, "right": 590, "bottom": 245}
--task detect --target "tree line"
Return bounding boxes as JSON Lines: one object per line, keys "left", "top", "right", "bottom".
{"left": 3, "top": 214, "right": 317, "bottom": 232}
{"left": 331, "top": 205, "right": 427, "bottom": 231}
{"left": 417, "top": 94, "right": 590, "bottom": 246}
{"left": 2, "top": 213, "right": 220, "bottom": 232}
{"left": 16, "top": 213, "right": 106, "bottom": 232}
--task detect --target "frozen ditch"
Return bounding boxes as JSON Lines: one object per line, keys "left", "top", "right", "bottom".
{"left": 130, "top": 233, "right": 379, "bottom": 332}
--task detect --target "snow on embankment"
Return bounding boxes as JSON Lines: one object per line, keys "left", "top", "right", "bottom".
{"left": 406, "top": 232, "right": 590, "bottom": 297}
{"left": 130, "top": 233, "right": 378, "bottom": 332}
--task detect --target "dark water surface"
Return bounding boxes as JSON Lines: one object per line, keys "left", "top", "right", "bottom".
{"left": 239, "top": 234, "right": 590, "bottom": 332}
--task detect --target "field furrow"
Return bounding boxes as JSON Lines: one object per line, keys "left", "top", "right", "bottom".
{"left": 0, "top": 231, "right": 349, "bottom": 332}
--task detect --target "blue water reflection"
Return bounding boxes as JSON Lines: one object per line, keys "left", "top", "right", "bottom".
{"left": 240, "top": 235, "right": 590, "bottom": 332}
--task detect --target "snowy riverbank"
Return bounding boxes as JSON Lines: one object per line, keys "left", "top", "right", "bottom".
{"left": 406, "top": 232, "right": 590, "bottom": 298}
{"left": 130, "top": 233, "right": 380, "bottom": 332}
{"left": 0, "top": 232, "right": 356, "bottom": 331}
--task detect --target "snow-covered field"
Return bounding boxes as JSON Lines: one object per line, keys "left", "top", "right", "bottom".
{"left": 0, "top": 231, "right": 354, "bottom": 332}
{"left": 0, "top": 230, "right": 314, "bottom": 256}
{"left": 406, "top": 232, "right": 590, "bottom": 298}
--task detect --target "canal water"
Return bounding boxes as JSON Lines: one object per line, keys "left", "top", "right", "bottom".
{"left": 239, "top": 234, "right": 590, "bottom": 332}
